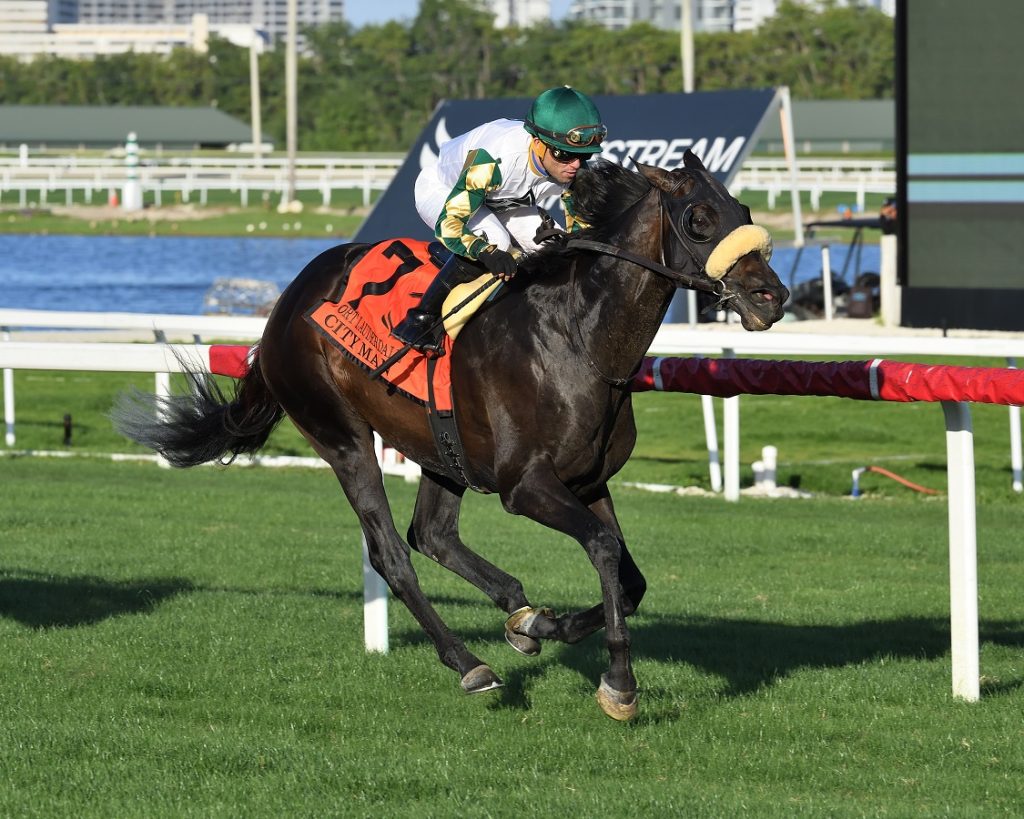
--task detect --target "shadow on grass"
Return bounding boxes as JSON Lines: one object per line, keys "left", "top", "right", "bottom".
{"left": 626, "top": 614, "right": 1024, "bottom": 697}
{"left": 0, "top": 569, "right": 193, "bottom": 628}
{"left": 395, "top": 610, "right": 1024, "bottom": 714}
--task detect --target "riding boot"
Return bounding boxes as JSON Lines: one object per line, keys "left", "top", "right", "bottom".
{"left": 391, "top": 253, "right": 477, "bottom": 354}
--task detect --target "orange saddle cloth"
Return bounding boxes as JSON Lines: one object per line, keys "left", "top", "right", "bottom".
{"left": 304, "top": 239, "right": 454, "bottom": 411}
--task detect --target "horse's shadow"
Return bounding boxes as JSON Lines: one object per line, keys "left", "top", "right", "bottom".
{"left": 396, "top": 607, "right": 1024, "bottom": 715}
{"left": 0, "top": 569, "right": 194, "bottom": 629}
{"left": 0, "top": 570, "right": 372, "bottom": 630}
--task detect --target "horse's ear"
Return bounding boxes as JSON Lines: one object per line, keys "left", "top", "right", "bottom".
{"left": 683, "top": 149, "right": 706, "bottom": 171}
{"left": 635, "top": 161, "right": 677, "bottom": 192}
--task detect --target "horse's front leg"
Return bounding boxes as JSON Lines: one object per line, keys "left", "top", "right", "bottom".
{"left": 501, "top": 466, "right": 638, "bottom": 720}
{"left": 506, "top": 490, "right": 646, "bottom": 646}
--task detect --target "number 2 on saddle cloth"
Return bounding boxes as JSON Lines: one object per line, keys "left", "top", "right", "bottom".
{"left": 304, "top": 238, "right": 464, "bottom": 412}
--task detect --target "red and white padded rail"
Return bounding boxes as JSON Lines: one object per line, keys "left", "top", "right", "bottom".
{"left": 209, "top": 344, "right": 256, "bottom": 379}
{"left": 632, "top": 356, "right": 1024, "bottom": 406}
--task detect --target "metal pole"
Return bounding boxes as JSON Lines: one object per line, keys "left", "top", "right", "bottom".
{"left": 680, "top": 0, "right": 694, "bottom": 93}
{"left": 285, "top": 0, "right": 297, "bottom": 205}
{"left": 778, "top": 86, "right": 805, "bottom": 247}
{"left": 249, "top": 42, "right": 263, "bottom": 169}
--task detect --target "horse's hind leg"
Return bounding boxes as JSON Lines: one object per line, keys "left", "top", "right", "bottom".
{"left": 299, "top": 420, "right": 502, "bottom": 694}
{"left": 408, "top": 472, "right": 543, "bottom": 655}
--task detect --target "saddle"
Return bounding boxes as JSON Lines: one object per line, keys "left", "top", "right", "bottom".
{"left": 304, "top": 238, "right": 497, "bottom": 490}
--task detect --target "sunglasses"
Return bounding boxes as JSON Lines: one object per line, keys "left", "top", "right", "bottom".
{"left": 546, "top": 145, "right": 591, "bottom": 164}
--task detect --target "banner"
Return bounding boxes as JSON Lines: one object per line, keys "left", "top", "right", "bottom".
{"left": 354, "top": 89, "right": 779, "bottom": 244}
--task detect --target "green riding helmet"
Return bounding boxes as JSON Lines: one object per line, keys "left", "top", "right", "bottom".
{"left": 524, "top": 86, "right": 607, "bottom": 154}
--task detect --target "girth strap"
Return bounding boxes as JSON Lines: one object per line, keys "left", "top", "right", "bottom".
{"left": 425, "top": 356, "right": 486, "bottom": 493}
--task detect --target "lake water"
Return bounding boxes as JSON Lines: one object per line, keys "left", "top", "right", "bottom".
{"left": 0, "top": 234, "right": 879, "bottom": 316}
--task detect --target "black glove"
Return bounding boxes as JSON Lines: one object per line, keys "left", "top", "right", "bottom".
{"left": 477, "top": 247, "right": 517, "bottom": 281}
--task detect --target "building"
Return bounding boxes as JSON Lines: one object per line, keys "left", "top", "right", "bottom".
{"left": 484, "top": 0, "right": 551, "bottom": 28}
{"left": 755, "top": 99, "right": 894, "bottom": 154}
{"left": 567, "top": 0, "right": 894, "bottom": 32}
{"left": 0, "top": 105, "right": 254, "bottom": 150}
{"left": 0, "top": 1, "right": 277, "bottom": 60}
{"left": 0, "top": 0, "right": 340, "bottom": 59}
{"left": 75, "top": 0, "right": 344, "bottom": 41}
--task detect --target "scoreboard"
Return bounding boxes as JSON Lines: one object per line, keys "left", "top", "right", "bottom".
{"left": 898, "top": 0, "right": 1024, "bottom": 330}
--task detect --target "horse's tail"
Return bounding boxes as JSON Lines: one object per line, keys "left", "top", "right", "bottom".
{"left": 111, "top": 352, "right": 283, "bottom": 468}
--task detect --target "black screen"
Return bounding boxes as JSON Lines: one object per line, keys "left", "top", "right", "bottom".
{"left": 898, "top": 0, "right": 1024, "bottom": 329}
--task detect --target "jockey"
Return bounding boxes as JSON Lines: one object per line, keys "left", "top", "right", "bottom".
{"left": 390, "top": 85, "right": 607, "bottom": 353}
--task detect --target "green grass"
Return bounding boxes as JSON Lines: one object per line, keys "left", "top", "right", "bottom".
{"left": 0, "top": 184, "right": 887, "bottom": 243}
{"left": 2, "top": 456, "right": 1023, "bottom": 816}
{"left": 0, "top": 187, "right": 375, "bottom": 238}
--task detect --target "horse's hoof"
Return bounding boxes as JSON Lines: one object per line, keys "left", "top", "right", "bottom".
{"left": 596, "top": 674, "right": 638, "bottom": 721}
{"left": 461, "top": 664, "right": 503, "bottom": 694}
{"left": 504, "top": 606, "right": 554, "bottom": 657}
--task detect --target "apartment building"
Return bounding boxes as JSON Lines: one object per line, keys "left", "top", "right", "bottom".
{"left": 568, "top": 0, "right": 895, "bottom": 32}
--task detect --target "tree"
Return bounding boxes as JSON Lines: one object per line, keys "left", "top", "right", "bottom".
{"left": 0, "top": 1, "right": 894, "bottom": 152}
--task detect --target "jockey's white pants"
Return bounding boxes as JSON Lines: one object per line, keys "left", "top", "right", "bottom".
{"left": 414, "top": 168, "right": 544, "bottom": 255}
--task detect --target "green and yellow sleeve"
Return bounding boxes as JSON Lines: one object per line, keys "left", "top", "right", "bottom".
{"left": 435, "top": 149, "right": 503, "bottom": 259}
{"left": 561, "top": 189, "right": 590, "bottom": 233}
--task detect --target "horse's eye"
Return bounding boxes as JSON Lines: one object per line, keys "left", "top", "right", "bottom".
{"left": 683, "top": 205, "right": 716, "bottom": 242}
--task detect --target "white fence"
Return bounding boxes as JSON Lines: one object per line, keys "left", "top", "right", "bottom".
{"left": 0, "top": 155, "right": 893, "bottom": 212}
{"left": 0, "top": 154, "right": 403, "bottom": 208}
{"left": 731, "top": 158, "right": 895, "bottom": 211}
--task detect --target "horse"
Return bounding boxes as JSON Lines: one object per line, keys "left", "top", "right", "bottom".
{"left": 112, "top": 152, "right": 788, "bottom": 721}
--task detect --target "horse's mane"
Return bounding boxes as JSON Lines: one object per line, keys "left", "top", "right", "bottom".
{"left": 518, "top": 159, "right": 651, "bottom": 276}
{"left": 570, "top": 159, "right": 652, "bottom": 233}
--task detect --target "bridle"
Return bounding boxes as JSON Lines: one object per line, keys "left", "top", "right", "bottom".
{"left": 562, "top": 182, "right": 743, "bottom": 387}
{"left": 565, "top": 186, "right": 741, "bottom": 317}
{"left": 564, "top": 187, "right": 739, "bottom": 315}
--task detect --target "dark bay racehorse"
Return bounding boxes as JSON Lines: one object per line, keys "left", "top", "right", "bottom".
{"left": 113, "top": 153, "right": 787, "bottom": 720}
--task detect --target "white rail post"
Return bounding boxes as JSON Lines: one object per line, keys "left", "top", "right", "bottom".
{"left": 701, "top": 394, "right": 723, "bottom": 492}
{"left": 122, "top": 131, "right": 143, "bottom": 211}
{"left": 761, "top": 445, "right": 777, "bottom": 490}
{"left": 362, "top": 532, "right": 389, "bottom": 654}
{"left": 154, "top": 371, "right": 171, "bottom": 469}
{"left": 1007, "top": 357, "right": 1022, "bottom": 493}
{"left": 880, "top": 234, "right": 900, "bottom": 327}
{"left": 941, "top": 400, "right": 980, "bottom": 702}
{"left": 821, "top": 244, "right": 834, "bottom": 321}
{"left": 362, "top": 432, "right": 390, "bottom": 653}
{"left": 2, "top": 328, "right": 13, "bottom": 446}
{"left": 722, "top": 348, "right": 741, "bottom": 502}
